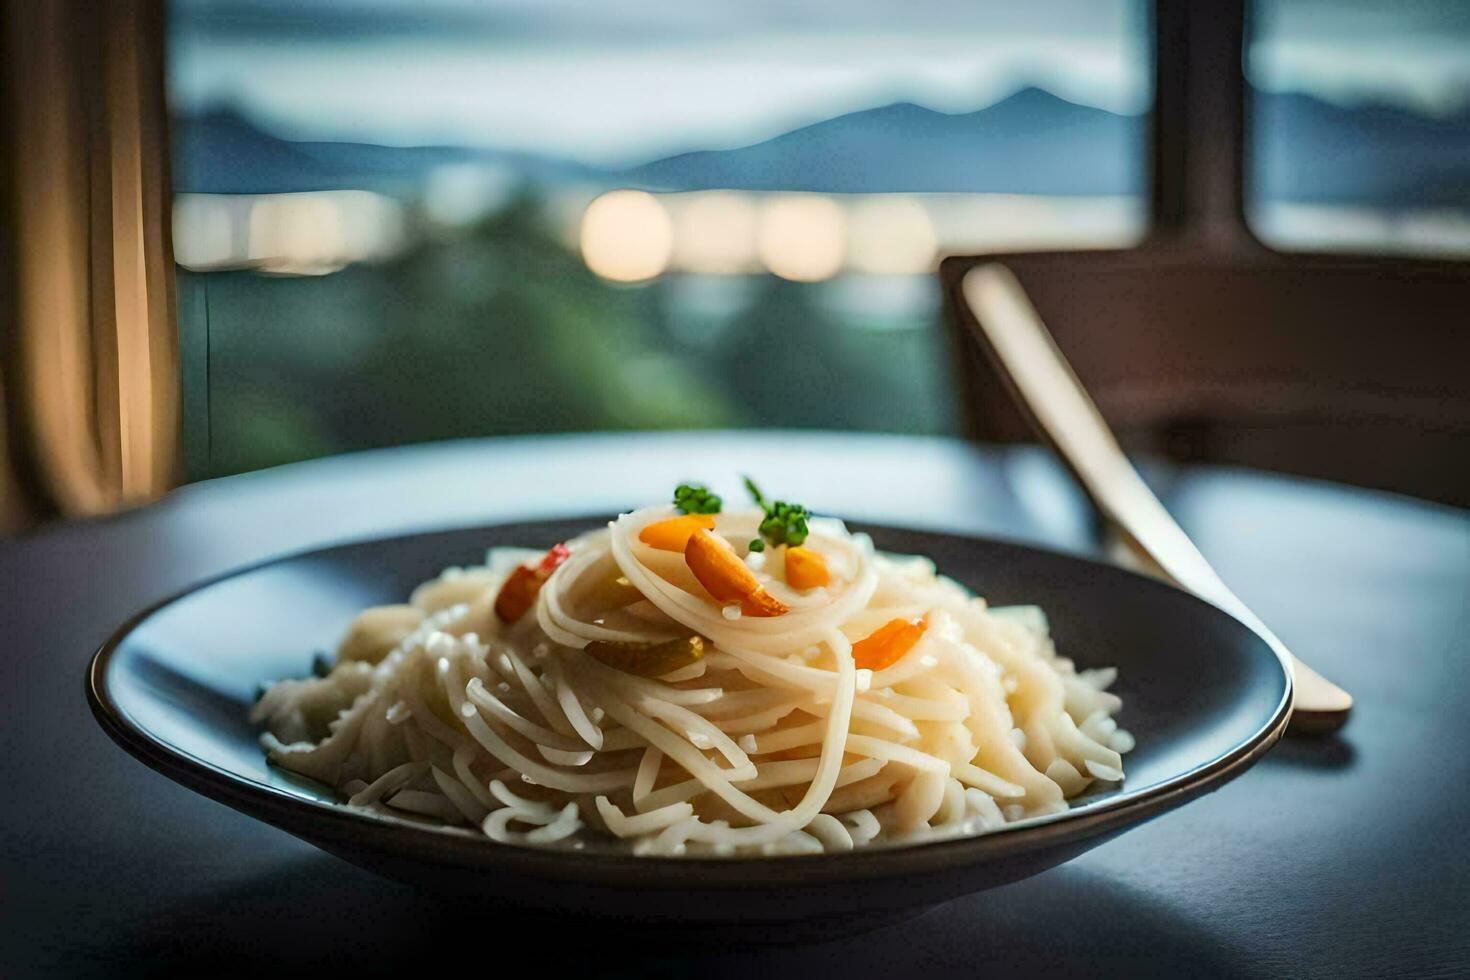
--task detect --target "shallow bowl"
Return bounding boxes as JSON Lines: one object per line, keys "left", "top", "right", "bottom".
{"left": 88, "top": 519, "right": 1291, "bottom": 940}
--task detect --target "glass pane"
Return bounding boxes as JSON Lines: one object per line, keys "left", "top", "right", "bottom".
{"left": 168, "top": 0, "right": 1151, "bottom": 478}
{"left": 1248, "top": 0, "right": 1470, "bottom": 256}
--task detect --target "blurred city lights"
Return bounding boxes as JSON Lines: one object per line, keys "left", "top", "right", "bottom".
{"left": 174, "top": 185, "right": 1153, "bottom": 282}
{"left": 248, "top": 195, "right": 348, "bottom": 275}
{"left": 847, "top": 197, "right": 938, "bottom": 275}
{"left": 574, "top": 190, "right": 1143, "bottom": 282}
{"left": 672, "top": 192, "right": 758, "bottom": 275}
{"left": 580, "top": 189, "right": 674, "bottom": 283}
{"left": 174, "top": 191, "right": 405, "bottom": 275}
{"left": 757, "top": 195, "right": 846, "bottom": 282}
{"left": 172, "top": 194, "right": 237, "bottom": 269}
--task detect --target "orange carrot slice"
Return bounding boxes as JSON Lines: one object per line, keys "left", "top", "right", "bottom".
{"left": 493, "top": 565, "right": 541, "bottom": 623}
{"left": 784, "top": 546, "right": 830, "bottom": 590}
{"left": 684, "top": 528, "right": 788, "bottom": 617}
{"left": 738, "top": 587, "right": 790, "bottom": 618}
{"left": 493, "top": 543, "right": 571, "bottom": 623}
{"left": 638, "top": 514, "right": 717, "bottom": 552}
{"left": 851, "top": 616, "right": 928, "bottom": 670}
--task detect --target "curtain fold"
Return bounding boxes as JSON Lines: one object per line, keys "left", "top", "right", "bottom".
{"left": 1, "top": 0, "right": 179, "bottom": 531}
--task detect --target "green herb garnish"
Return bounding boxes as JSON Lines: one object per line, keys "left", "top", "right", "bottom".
{"left": 674, "top": 483, "right": 722, "bottom": 515}
{"left": 742, "top": 476, "right": 810, "bottom": 548}
{"left": 747, "top": 539, "right": 765, "bottom": 552}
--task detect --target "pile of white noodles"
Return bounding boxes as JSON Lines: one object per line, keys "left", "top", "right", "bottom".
{"left": 253, "top": 505, "right": 1131, "bottom": 856}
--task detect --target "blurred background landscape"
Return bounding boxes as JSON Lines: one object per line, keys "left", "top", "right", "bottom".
{"left": 167, "top": 0, "right": 1470, "bottom": 478}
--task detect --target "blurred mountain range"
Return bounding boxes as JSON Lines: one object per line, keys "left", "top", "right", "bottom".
{"left": 626, "top": 87, "right": 1138, "bottom": 196}
{"left": 174, "top": 86, "right": 1470, "bottom": 207}
{"left": 1252, "top": 91, "right": 1470, "bottom": 208}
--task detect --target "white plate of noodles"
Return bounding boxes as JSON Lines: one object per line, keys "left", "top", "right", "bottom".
{"left": 90, "top": 480, "right": 1291, "bottom": 932}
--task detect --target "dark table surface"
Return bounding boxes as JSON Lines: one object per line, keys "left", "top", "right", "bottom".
{"left": 3, "top": 432, "right": 1467, "bottom": 978}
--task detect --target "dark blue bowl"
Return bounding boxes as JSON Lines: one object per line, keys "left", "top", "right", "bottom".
{"left": 88, "top": 518, "right": 1290, "bottom": 940}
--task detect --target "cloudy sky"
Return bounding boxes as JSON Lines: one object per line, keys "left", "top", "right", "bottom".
{"left": 169, "top": 0, "right": 1470, "bottom": 163}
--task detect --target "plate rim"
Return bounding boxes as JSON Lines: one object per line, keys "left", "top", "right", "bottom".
{"left": 86, "top": 515, "right": 1294, "bottom": 886}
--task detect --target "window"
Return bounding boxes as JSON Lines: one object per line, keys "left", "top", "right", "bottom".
{"left": 169, "top": 0, "right": 1151, "bottom": 477}
{"left": 1248, "top": 0, "right": 1470, "bottom": 255}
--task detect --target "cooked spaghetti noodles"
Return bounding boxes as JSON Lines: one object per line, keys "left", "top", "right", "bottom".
{"left": 253, "top": 496, "right": 1130, "bottom": 856}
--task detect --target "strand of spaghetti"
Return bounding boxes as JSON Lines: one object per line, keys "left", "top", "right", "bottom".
{"left": 806, "top": 814, "right": 855, "bottom": 851}
{"left": 525, "top": 803, "right": 582, "bottom": 843}
{"left": 387, "top": 789, "right": 461, "bottom": 821}
{"left": 945, "top": 600, "right": 1069, "bottom": 732}
{"left": 399, "top": 684, "right": 469, "bottom": 752}
{"left": 934, "top": 776, "right": 966, "bottom": 824}
{"left": 588, "top": 667, "right": 758, "bottom": 775}
{"left": 485, "top": 648, "right": 518, "bottom": 684}
{"left": 707, "top": 699, "right": 807, "bottom": 734}
{"left": 400, "top": 716, "right": 431, "bottom": 765}
{"left": 951, "top": 762, "right": 1027, "bottom": 799}
{"left": 588, "top": 675, "right": 726, "bottom": 708}
{"left": 931, "top": 638, "right": 1065, "bottom": 806}
{"left": 631, "top": 697, "right": 756, "bottom": 779}
{"left": 690, "top": 686, "right": 803, "bottom": 717}
{"left": 546, "top": 656, "right": 605, "bottom": 749}
{"left": 598, "top": 727, "right": 646, "bottom": 751}
{"left": 838, "top": 603, "right": 930, "bottom": 635}
{"left": 735, "top": 756, "right": 885, "bottom": 792}
{"left": 822, "top": 771, "right": 902, "bottom": 815}
{"left": 537, "top": 547, "right": 670, "bottom": 647}
{"left": 674, "top": 627, "right": 858, "bottom": 847}
{"left": 432, "top": 765, "right": 489, "bottom": 822}
{"left": 865, "top": 688, "right": 969, "bottom": 722}
{"left": 632, "top": 746, "right": 663, "bottom": 810}
{"left": 464, "top": 678, "right": 586, "bottom": 751}
{"left": 488, "top": 778, "right": 558, "bottom": 818}
{"left": 348, "top": 761, "right": 425, "bottom": 806}
{"left": 710, "top": 649, "right": 846, "bottom": 696}
{"left": 595, "top": 797, "right": 696, "bottom": 838}
{"left": 846, "top": 699, "right": 922, "bottom": 739}
{"left": 781, "top": 696, "right": 921, "bottom": 740}
{"left": 456, "top": 643, "right": 496, "bottom": 685}
{"left": 500, "top": 645, "right": 575, "bottom": 737}
{"left": 745, "top": 721, "right": 824, "bottom": 754}
{"left": 543, "top": 654, "right": 725, "bottom": 707}
{"left": 657, "top": 660, "right": 707, "bottom": 683}
{"left": 1052, "top": 710, "right": 1124, "bottom": 767}
{"left": 452, "top": 743, "right": 497, "bottom": 810}
{"left": 568, "top": 656, "right": 786, "bottom": 826}
{"left": 442, "top": 666, "right": 637, "bottom": 793}
{"left": 262, "top": 691, "right": 373, "bottom": 784}
{"left": 361, "top": 699, "right": 393, "bottom": 775}
{"left": 844, "top": 734, "right": 950, "bottom": 773}
{"left": 537, "top": 746, "right": 594, "bottom": 767}
{"left": 636, "top": 756, "right": 886, "bottom": 813}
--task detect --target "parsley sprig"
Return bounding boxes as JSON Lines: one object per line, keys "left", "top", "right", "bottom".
{"left": 673, "top": 483, "right": 722, "bottom": 515}
{"left": 743, "top": 476, "right": 810, "bottom": 552}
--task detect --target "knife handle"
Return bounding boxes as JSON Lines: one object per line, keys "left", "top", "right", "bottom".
{"left": 960, "top": 263, "right": 1351, "bottom": 734}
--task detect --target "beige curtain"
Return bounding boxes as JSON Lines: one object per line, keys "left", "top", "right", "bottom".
{"left": 1, "top": 0, "right": 179, "bottom": 531}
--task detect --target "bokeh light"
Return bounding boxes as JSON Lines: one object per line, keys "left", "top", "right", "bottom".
{"left": 172, "top": 194, "right": 236, "bottom": 269}
{"left": 672, "top": 192, "right": 758, "bottom": 275}
{"left": 757, "top": 195, "right": 845, "bottom": 282}
{"left": 173, "top": 191, "right": 403, "bottom": 275}
{"left": 580, "top": 189, "right": 674, "bottom": 283}
{"left": 248, "top": 194, "right": 348, "bottom": 275}
{"left": 847, "top": 196, "right": 938, "bottom": 275}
